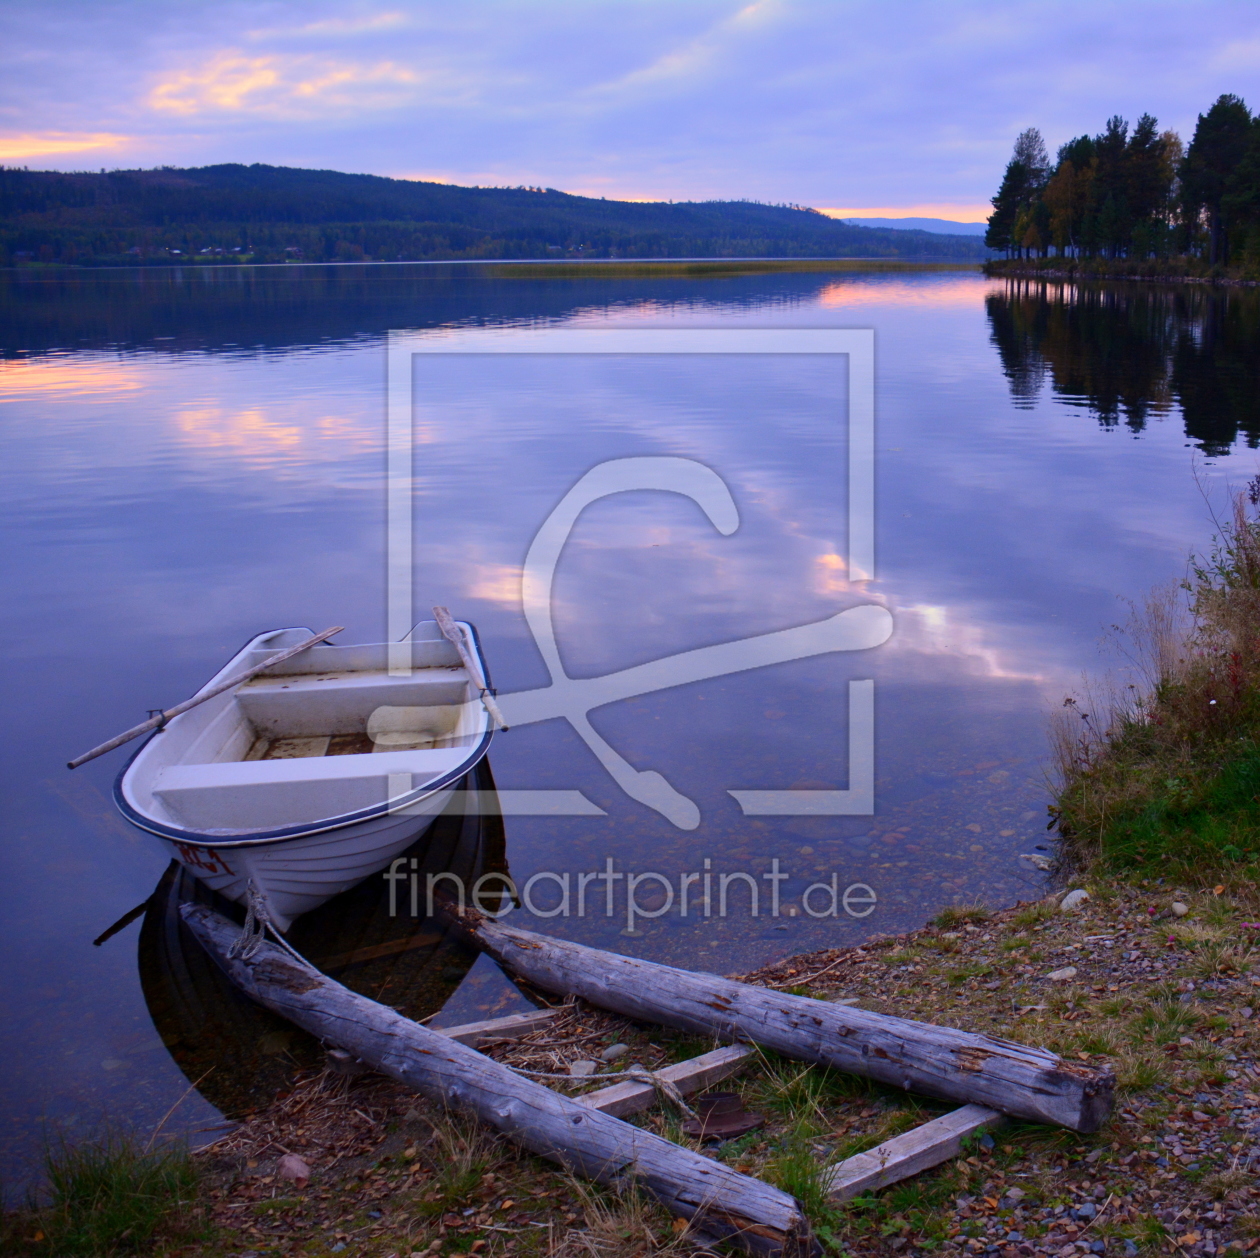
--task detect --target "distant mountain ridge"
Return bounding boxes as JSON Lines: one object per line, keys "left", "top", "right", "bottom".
{"left": 0, "top": 163, "right": 992, "bottom": 265}
{"left": 841, "top": 216, "right": 988, "bottom": 236}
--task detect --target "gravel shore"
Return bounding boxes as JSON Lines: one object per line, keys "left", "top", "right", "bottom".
{"left": 740, "top": 879, "right": 1260, "bottom": 1256}
{"left": 160, "top": 877, "right": 1260, "bottom": 1257}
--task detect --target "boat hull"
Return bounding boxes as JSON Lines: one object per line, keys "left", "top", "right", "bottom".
{"left": 138, "top": 759, "right": 512, "bottom": 1119}
{"left": 152, "top": 789, "right": 454, "bottom": 929}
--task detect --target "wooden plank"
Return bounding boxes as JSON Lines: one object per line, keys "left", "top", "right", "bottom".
{"left": 825, "top": 1104, "right": 1007, "bottom": 1202}
{"left": 442, "top": 903, "right": 1114, "bottom": 1133}
{"left": 433, "top": 1009, "right": 559, "bottom": 1047}
{"left": 581, "top": 1044, "right": 755, "bottom": 1118}
{"left": 182, "top": 904, "right": 816, "bottom": 1258}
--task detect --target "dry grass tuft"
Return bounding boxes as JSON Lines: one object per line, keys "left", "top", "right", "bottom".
{"left": 1203, "top": 1169, "right": 1253, "bottom": 1200}
{"left": 417, "top": 1108, "right": 511, "bottom": 1216}
{"left": 1190, "top": 941, "right": 1254, "bottom": 979}
{"left": 1169, "top": 923, "right": 1227, "bottom": 947}
{"left": 932, "top": 903, "right": 991, "bottom": 929}
{"left": 1112, "top": 1045, "right": 1170, "bottom": 1092}
{"left": 1012, "top": 901, "right": 1058, "bottom": 929}
{"left": 553, "top": 1180, "right": 694, "bottom": 1258}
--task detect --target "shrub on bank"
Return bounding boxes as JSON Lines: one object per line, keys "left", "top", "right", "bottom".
{"left": 1054, "top": 486, "right": 1260, "bottom": 878}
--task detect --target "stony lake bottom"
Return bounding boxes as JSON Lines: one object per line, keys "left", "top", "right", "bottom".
{"left": 2, "top": 261, "right": 1258, "bottom": 1191}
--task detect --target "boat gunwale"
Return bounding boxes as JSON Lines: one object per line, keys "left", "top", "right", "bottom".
{"left": 113, "top": 623, "right": 496, "bottom": 850}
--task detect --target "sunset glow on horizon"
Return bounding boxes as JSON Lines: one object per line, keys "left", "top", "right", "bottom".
{"left": 816, "top": 205, "right": 992, "bottom": 224}
{"left": 0, "top": 131, "right": 131, "bottom": 162}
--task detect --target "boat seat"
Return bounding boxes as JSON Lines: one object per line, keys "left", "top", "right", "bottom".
{"left": 151, "top": 747, "right": 467, "bottom": 830}
{"left": 236, "top": 668, "right": 469, "bottom": 739}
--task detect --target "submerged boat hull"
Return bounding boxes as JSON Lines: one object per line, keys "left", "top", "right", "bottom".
{"left": 138, "top": 759, "right": 512, "bottom": 1117}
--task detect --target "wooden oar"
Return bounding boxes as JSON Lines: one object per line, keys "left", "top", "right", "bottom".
{"left": 67, "top": 626, "right": 345, "bottom": 770}
{"left": 92, "top": 896, "right": 153, "bottom": 946}
{"left": 432, "top": 606, "right": 508, "bottom": 730}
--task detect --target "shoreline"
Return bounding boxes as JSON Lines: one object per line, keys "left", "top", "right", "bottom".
{"left": 11, "top": 875, "right": 1258, "bottom": 1256}
{"left": 2, "top": 256, "right": 983, "bottom": 276}
{"left": 984, "top": 259, "right": 1260, "bottom": 288}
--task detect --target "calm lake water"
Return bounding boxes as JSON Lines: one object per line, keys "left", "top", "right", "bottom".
{"left": 2, "top": 263, "right": 1257, "bottom": 1189}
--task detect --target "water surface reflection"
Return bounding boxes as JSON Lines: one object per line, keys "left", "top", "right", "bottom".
{"left": 1, "top": 263, "right": 1255, "bottom": 1190}
{"left": 987, "top": 278, "right": 1260, "bottom": 453}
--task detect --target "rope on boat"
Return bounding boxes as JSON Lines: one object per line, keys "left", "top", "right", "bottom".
{"left": 227, "top": 880, "right": 270, "bottom": 960}
{"left": 225, "top": 881, "right": 310, "bottom": 965}
{"left": 184, "top": 882, "right": 306, "bottom": 966}
{"left": 264, "top": 926, "right": 311, "bottom": 964}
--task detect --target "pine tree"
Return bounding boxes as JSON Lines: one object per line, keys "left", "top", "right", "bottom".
{"left": 1012, "top": 128, "right": 1050, "bottom": 183}
{"left": 986, "top": 159, "right": 1030, "bottom": 255}
{"left": 1222, "top": 117, "right": 1260, "bottom": 245}
{"left": 1125, "top": 115, "right": 1168, "bottom": 233}
{"left": 986, "top": 130, "right": 1050, "bottom": 257}
{"left": 1093, "top": 117, "right": 1130, "bottom": 256}
{"left": 1181, "top": 94, "right": 1252, "bottom": 263}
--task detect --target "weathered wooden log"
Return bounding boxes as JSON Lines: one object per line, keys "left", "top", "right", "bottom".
{"left": 443, "top": 904, "right": 1114, "bottom": 1133}
{"left": 181, "top": 904, "right": 816, "bottom": 1258}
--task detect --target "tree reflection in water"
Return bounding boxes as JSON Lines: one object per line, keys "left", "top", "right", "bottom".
{"left": 986, "top": 278, "right": 1260, "bottom": 456}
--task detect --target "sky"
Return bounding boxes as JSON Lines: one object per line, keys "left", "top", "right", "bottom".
{"left": 4, "top": 0, "right": 1260, "bottom": 220}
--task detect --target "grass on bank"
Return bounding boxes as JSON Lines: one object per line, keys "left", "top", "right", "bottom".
{"left": 2, "top": 1130, "right": 204, "bottom": 1256}
{"left": 1054, "top": 483, "right": 1260, "bottom": 879}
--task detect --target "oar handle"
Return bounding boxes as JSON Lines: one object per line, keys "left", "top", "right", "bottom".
{"left": 432, "top": 606, "right": 508, "bottom": 731}
{"left": 68, "top": 626, "right": 345, "bottom": 770}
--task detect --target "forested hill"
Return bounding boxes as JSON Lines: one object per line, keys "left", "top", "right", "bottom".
{"left": 0, "top": 163, "right": 990, "bottom": 266}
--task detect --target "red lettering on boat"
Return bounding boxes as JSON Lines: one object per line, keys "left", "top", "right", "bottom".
{"left": 175, "top": 842, "right": 232, "bottom": 876}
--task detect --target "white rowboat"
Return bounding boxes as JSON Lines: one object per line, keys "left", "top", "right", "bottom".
{"left": 115, "top": 622, "right": 496, "bottom": 929}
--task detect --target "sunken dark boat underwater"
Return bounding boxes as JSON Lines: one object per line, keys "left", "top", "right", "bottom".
{"left": 138, "top": 760, "right": 516, "bottom": 1119}
{"left": 115, "top": 621, "right": 497, "bottom": 929}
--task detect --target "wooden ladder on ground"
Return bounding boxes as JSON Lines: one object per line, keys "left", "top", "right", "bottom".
{"left": 429, "top": 1007, "right": 1007, "bottom": 1202}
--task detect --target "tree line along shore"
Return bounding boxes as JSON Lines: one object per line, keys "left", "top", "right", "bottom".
{"left": 0, "top": 164, "right": 988, "bottom": 267}
{"left": 984, "top": 93, "right": 1260, "bottom": 280}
